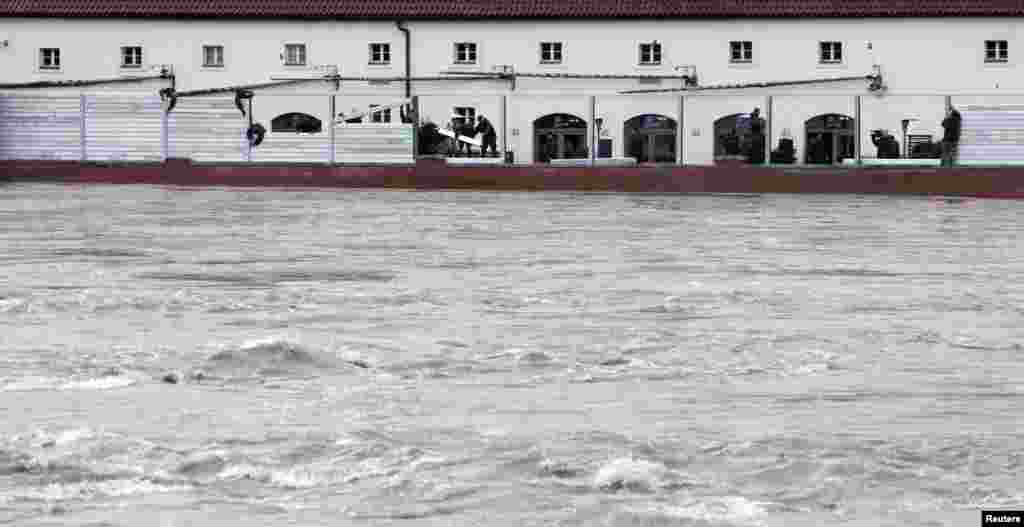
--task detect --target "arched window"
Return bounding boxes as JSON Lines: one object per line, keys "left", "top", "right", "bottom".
{"left": 624, "top": 114, "right": 677, "bottom": 163}
{"left": 714, "top": 111, "right": 766, "bottom": 164}
{"left": 804, "top": 113, "right": 855, "bottom": 164}
{"left": 533, "top": 113, "right": 587, "bottom": 162}
{"left": 271, "top": 113, "right": 322, "bottom": 133}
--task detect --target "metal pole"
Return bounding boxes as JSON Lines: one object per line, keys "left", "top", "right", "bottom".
{"left": 854, "top": 95, "right": 862, "bottom": 165}
{"left": 244, "top": 102, "right": 252, "bottom": 163}
{"left": 765, "top": 95, "right": 773, "bottom": 166}
{"left": 411, "top": 95, "right": 420, "bottom": 160}
{"left": 161, "top": 103, "right": 169, "bottom": 161}
{"left": 677, "top": 94, "right": 685, "bottom": 165}
{"left": 329, "top": 94, "right": 336, "bottom": 165}
{"left": 588, "top": 95, "right": 596, "bottom": 165}
{"left": 80, "top": 94, "right": 87, "bottom": 161}
{"left": 500, "top": 94, "right": 508, "bottom": 160}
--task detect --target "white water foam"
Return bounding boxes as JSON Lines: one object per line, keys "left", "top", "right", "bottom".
{"left": 1, "top": 373, "right": 140, "bottom": 393}
{"left": 630, "top": 496, "right": 770, "bottom": 525}
{"left": 12, "top": 478, "right": 189, "bottom": 501}
{"left": 593, "top": 458, "right": 667, "bottom": 492}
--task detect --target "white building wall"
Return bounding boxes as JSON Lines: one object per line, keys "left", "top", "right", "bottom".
{"left": 1, "top": 17, "right": 1023, "bottom": 163}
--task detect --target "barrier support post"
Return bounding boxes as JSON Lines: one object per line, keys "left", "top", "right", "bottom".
{"left": 765, "top": 95, "right": 773, "bottom": 166}
{"left": 855, "top": 95, "right": 862, "bottom": 166}
{"left": 161, "top": 100, "right": 169, "bottom": 161}
{"left": 411, "top": 95, "right": 420, "bottom": 160}
{"left": 587, "top": 95, "right": 596, "bottom": 165}
{"left": 678, "top": 95, "right": 686, "bottom": 165}
{"left": 329, "top": 94, "right": 336, "bottom": 165}
{"left": 500, "top": 94, "right": 508, "bottom": 161}
{"left": 80, "top": 94, "right": 87, "bottom": 161}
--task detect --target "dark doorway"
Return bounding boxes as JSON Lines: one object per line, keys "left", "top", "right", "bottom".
{"left": 271, "top": 112, "right": 322, "bottom": 133}
{"left": 714, "top": 112, "right": 765, "bottom": 164}
{"left": 624, "top": 114, "right": 677, "bottom": 163}
{"left": 804, "top": 113, "right": 855, "bottom": 165}
{"left": 533, "top": 113, "right": 587, "bottom": 163}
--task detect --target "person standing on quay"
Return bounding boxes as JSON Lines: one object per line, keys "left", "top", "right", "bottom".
{"left": 941, "top": 106, "right": 961, "bottom": 167}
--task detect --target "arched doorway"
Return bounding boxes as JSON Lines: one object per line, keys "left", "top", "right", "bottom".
{"left": 534, "top": 113, "right": 587, "bottom": 163}
{"left": 624, "top": 114, "right": 677, "bottom": 163}
{"left": 714, "top": 112, "right": 765, "bottom": 164}
{"left": 804, "top": 113, "right": 855, "bottom": 164}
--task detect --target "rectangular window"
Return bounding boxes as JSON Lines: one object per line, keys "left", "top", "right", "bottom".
{"left": 985, "top": 40, "right": 1009, "bottom": 63}
{"left": 202, "top": 45, "right": 224, "bottom": 68}
{"left": 730, "top": 41, "right": 753, "bottom": 63}
{"left": 369, "top": 104, "right": 391, "bottom": 123}
{"left": 819, "top": 41, "right": 842, "bottom": 64}
{"left": 121, "top": 46, "right": 143, "bottom": 68}
{"left": 369, "top": 43, "right": 391, "bottom": 65}
{"left": 39, "top": 48, "right": 60, "bottom": 70}
{"left": 454, "top": 42, "right": 478, "bottom": 64}
{"left": 453, "top": 106, "right": 476, "bottom": 127}
{"left": 284, "top": 43, "right": 307, "bottom": 66}
{"left": 540, "top": 42, "right": 563, "bottom": 64}
{"left": 638, "top": 42, "right": 662, "bottom": 65}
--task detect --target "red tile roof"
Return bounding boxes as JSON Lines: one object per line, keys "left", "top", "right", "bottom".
{"left": 2, "top": 0, "right": 1024, "bottom": 19}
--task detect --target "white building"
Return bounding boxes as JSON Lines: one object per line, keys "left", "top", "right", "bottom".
{"left": 1, "top": 1, "right": 1023, "bottom": 164}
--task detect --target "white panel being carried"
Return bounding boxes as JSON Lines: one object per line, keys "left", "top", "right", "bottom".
{"left": 84, "top": 94, "right": 164, "bottom": 162}
{"left": 959, "top": 106, "right": 1024, "bottom": 163}
{"left": 0, "top": 94, "right": 82, "bottom": 161}
{"left": 251, "top": 133, "right": 331, "bottom": 163}
{"left": 168, "top": 97, "right": 247, "bottom": 163}
{"left": 334, "top": 123, "right": 414, "bottom": 164}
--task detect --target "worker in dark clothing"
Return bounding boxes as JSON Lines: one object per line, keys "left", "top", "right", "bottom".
{"left": 871, "top": 129, "right": 900, "bottom": 158}
{"left": 941, "top": 107, "right": 962, "bottom": 167}
{"left": 747, "top": 108, "right": 765, "bottom": 164}
{"left": 457, "top": 118, "right": 477, "bottom": 156}
{"left": 475, "top": 115, "right": 498, "bottom": 157}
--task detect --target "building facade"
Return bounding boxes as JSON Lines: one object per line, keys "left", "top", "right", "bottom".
{"left": 2, "top": 1, "right": 1023, "bottom": 164}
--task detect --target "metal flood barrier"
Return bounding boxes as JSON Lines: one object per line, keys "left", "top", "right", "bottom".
{"left": 960, "top": 106, "right": 1024, "bottom": 163}
{"left": 168, "top": 97, "right": 247, "bottom": 163}
{"left": 4, "top": 90, "right": 1024, "bottom": 166}
{"left": 85, "top": 95, "right": 165, "bottom": 162}
{"left": 0, "top": 95, "right": 83, "bottom": 161}
{"left": 0, "top": 93, "right": 415, "bottom": 164}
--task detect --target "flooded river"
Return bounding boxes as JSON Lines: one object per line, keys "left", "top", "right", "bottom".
{"left": 0, "top": 184, "right": 1021, "bottom": 526}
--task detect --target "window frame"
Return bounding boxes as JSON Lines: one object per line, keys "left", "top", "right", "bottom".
{"left": 369, "top": 43, "right": 391, "bottom": 65}
{"left": 985, "top": 40, "right": 1009, "bottom": 63}
{"left": 818, "top": 41, "right": 843, "bottom": 65}
{"left": 120, "top": 45, "right": 144, "bottom": 69}
{"left": 540, "top": 41, "right": 564, "bottom": 64}
{"left": 201, "top": 44, "right": 225, "bottom": 68}
{"left": 453, "top": 42, "right": 478, "bottom": 65}
{"left": 638, "top": 42, "right": 663, "bottom": 66}
{"left": 368, "top": 104, "right": 392, "bottom": 123}
{"left": 283, "top": 43, "right": 308, "bottom": 67}
{"left": 38, "top": 47, "right": 61, "bottom": 71}
{"left": 729, "top": 41, "right": 754, "bottom": 64}
{"left": 453, "top": 106, "right": 476, "bottom": 128}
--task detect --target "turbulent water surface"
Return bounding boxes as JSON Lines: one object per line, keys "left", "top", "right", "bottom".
{"left": 0, "top": 183, "right": 1021, "bottom": 526}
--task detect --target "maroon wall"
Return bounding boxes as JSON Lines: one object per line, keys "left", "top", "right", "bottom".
{"left": 3, "top": 158, "right": 1024, "bottom": 198}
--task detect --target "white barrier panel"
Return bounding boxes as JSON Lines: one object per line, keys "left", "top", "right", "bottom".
{"left": 85, "top": 95, "right": 164, "bottom": 162}
{"left": 168, "top": 98, "right": 247, "bottom": 163}
{"left": 960, "top": 107, "right": 1024, "bottom": 162}
{"left": 0, "top": 94, "right": 82, "bottom": 161}
{"left": 334, "top": 124, "right": 414, "bottom": 164}
{"left": 251, "top": 133, "right": 331, "bottom": 163}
